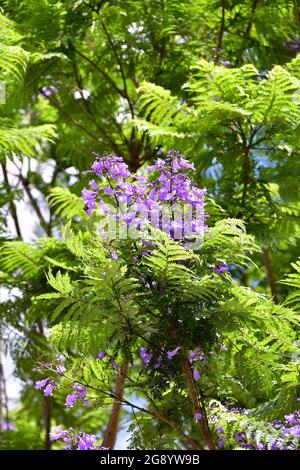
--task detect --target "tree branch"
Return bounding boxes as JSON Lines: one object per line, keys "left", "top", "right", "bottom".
{"left": 100, "top": 20, "right": 135, "bottom": 120}
{"left": 59, "top": 368, "right": 204, "bottom": 450}
{"left": 263, "top": 246, "right": 278, "bottom": 304}
{"left": 73, "top": 48, "right": 125, "bottom": 98}
{"left": 71, "top": 62, "right": 125, "bottom": 155}
{"left": 51, "top": 97, "right": 107, "bottom": 146}
{"left": 217, "top": 0, "right": 226, "bottom": 58}
{"left": 241, "top": 146, "right": 250, "bottom": 208}
{"left": 182, "top": 362, "right": 216, "bottom": 450}
{"left": 19, "top": 175, "right": 49, "bottom": 234}
{"left": 1, "top": 161, "right": 22, "bottom": 238}
{"left": 235, "top": 0, "right": 260, "bottom": 65}
{"left": 102, "top": 360, "right": 128, "bottom": 449}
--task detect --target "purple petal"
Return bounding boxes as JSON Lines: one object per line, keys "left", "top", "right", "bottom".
{"left": 35, "top": 378, "right": 49, "bottom": 390}
{"left": 44, "top": 382, "right": 54, "bottom": 397}
{"left": 167, "top": 346, "right": 181, "bottom": 360}
{"left": 193, "top": 367, "right": 200, "bottom": 382}
{"left": 65, "top": 393, "right": 78, "bottom": 408}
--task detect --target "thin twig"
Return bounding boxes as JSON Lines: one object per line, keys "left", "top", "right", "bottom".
{"left": 216, "top": 0, "right": 226, "bottom": 60}
{"left": 1, "top": 162, "right": 22, "bottom": 238}
{"left": 19, "top": 175, "right": 49, "bottom": 234}
{"left": 182, "top": 362, "right": 216, "bottom": 450}
{"left": 102, "top": 360, "right": 129, "bottom": 449}
{"left": 263, "top": 246, "right": 278, "bottom": 304}
{"left": 74, "top": 48, "right": 124, "bottom": 98}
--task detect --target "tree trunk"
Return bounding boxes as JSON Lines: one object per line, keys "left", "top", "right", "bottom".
{"left": 102, "top": 360, "right": 128, "bottom": 449}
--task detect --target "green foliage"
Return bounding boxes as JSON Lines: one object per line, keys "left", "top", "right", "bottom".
{"left": 281, "top": 259, "right": 300, "bottom": 310}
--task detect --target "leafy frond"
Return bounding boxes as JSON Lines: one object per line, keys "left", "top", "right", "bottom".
{"left": 280, "top": 259, "right": 300, "bottom": 310}
{"left": 0, "top": 119, "right": 55, "bottom": 159}
{"left": 48, "top": 187, "right": 86, "bottom": 220}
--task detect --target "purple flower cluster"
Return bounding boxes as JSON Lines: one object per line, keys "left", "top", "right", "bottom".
{"left": 284, "top": 35, "right": 300, "bottom": 54}
{"left": 140, "top": 347, "right": 153, "bottom": 364}
{"left": 40, "top": 85, "right": 59, "bottom": 97}
{"left": 221, "top": 61, "right": 231, "bottom": 67}
{"left": 167, "top": 346, "right": 181, "bottom": 360}
{"left": 96, "top": 351, "right": 119, "bottom": 371}
{"left": 140, "top": 345, "right": 182, "bottom": 367}
{"left": 82, "top": 180, "right": 100, "bottom": 215}
{"left": 50, "top": 426, "right": 108, "bottom": 450}
{"left": 210, "top": 405, "right": 300, "bottom": 450}
{"left": 92, "top": 154, "right": 131, "bottom": 180}
{"left": 139, "top": 345, "right": 209, "bottom": 382}
{"left": 194, "top": 412, "right": 203, "bottom": 421}
{"left": 82, "top": 150, "right": 208, "bottom": 243}
{"left": 35, "top": 378, "right": 55, "bottom": 397}
{"left": 213, "top": 263, "right": 229, "bottom": 275}
{"left": 189, "top": 348, "right": 207, "bottom": 382}
{"left": 1, "top": 421, "right": 15, "bottom": 431}
{"left": 66, "top": 384, "right": 90, "bottom": 408}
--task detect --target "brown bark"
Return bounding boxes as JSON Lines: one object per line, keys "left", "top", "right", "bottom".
{"left": 217, "top": 0, "right": 225, "bottom": 55}
{"left": 43, "top": 396, "right": 52, "bottom": 450}
{"left": 102, "top": 360, "right": 129, "bottom": 449}
{"left": 36, "top": 320, "right": 52, "bottom": 450}
{"left": 182, "top": 362, "right": 216, "bottom": 450}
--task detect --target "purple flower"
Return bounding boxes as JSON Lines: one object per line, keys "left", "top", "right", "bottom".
{"left": 167, "top": 347, "right": 181, "bottom": 360}
{"left": 213, "top": 263, "right": 229, "bottom": 275}
{"left": 56, "top": 365, "right": 66, "bottom": 375}
{"left": 194, "top": 412, "right": 203, "bottom": 421}
{"left": 72, "top": 384, "right": 87, "bottom": 400}
{"left": 271, "top": 441, "right": 279, "bottom": 450}
{"left": 1, "top": 421, "right": 15, "bottom": 431}
{"left": 218, "top": 437, "right": 225, "bottom": 449}
{"left": 140, "top": 347, "right": 153, "bottom": 364}
{"left": 89, "top": 180, "right": 99, "bottom": 191}
{"left": 154, "top": 355, "right": 162, "bottom": 369}
{"left": 220, "top": 343, "right": 227, "bottom": 351}
{"left": 41, "top": 85, "right": 58, "bottom": 97}
{"left": 91, "top": 153, "right": 131, "bottom": 180}
{"left": 49, "top": 427, "right": 109, "bottom": 450}
{"left": 221, "top": 61, "right": 230, "bottom": 67}
{"left": 50, "top": 426, "right": 69, "bottom": 441}
{"left": 82, "top": 188, "right": 97, "bottom": 215}
{"left": 65, "top": 385, "right": 87, "bottom": 408}
{"left": 284, "top": 413, "right": 298, "bottom": 426}
{"left": 44, "top": 382, "right": 55, "bottom": 397}
{"left": 66, "top": 393, "right": 78, "bottom": 408}
{"left": 77, "top": 434, "right": 97, "bottom": 450}
{"left": 35, "top": 378, "right": 49, "bottom": 390}
{"left": 286, "top": 425, "right": 300, "bottom": 437}
{"left": 193, "top": 367, "right": 200, "bottom": 382}
{"left": 97, "top": 351, "right": 107, "bottom": 360}
{"left": 189, "top": 349, "right": 200, "bottom": 363}
{"left": 110, "top": 250, "right": 118, "bottom": 261}
{"left": 110, "top": 359, "right": 119, "bottom": 370}
{"left": 217, "top": 425, "right": 224, "bottom": 433}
